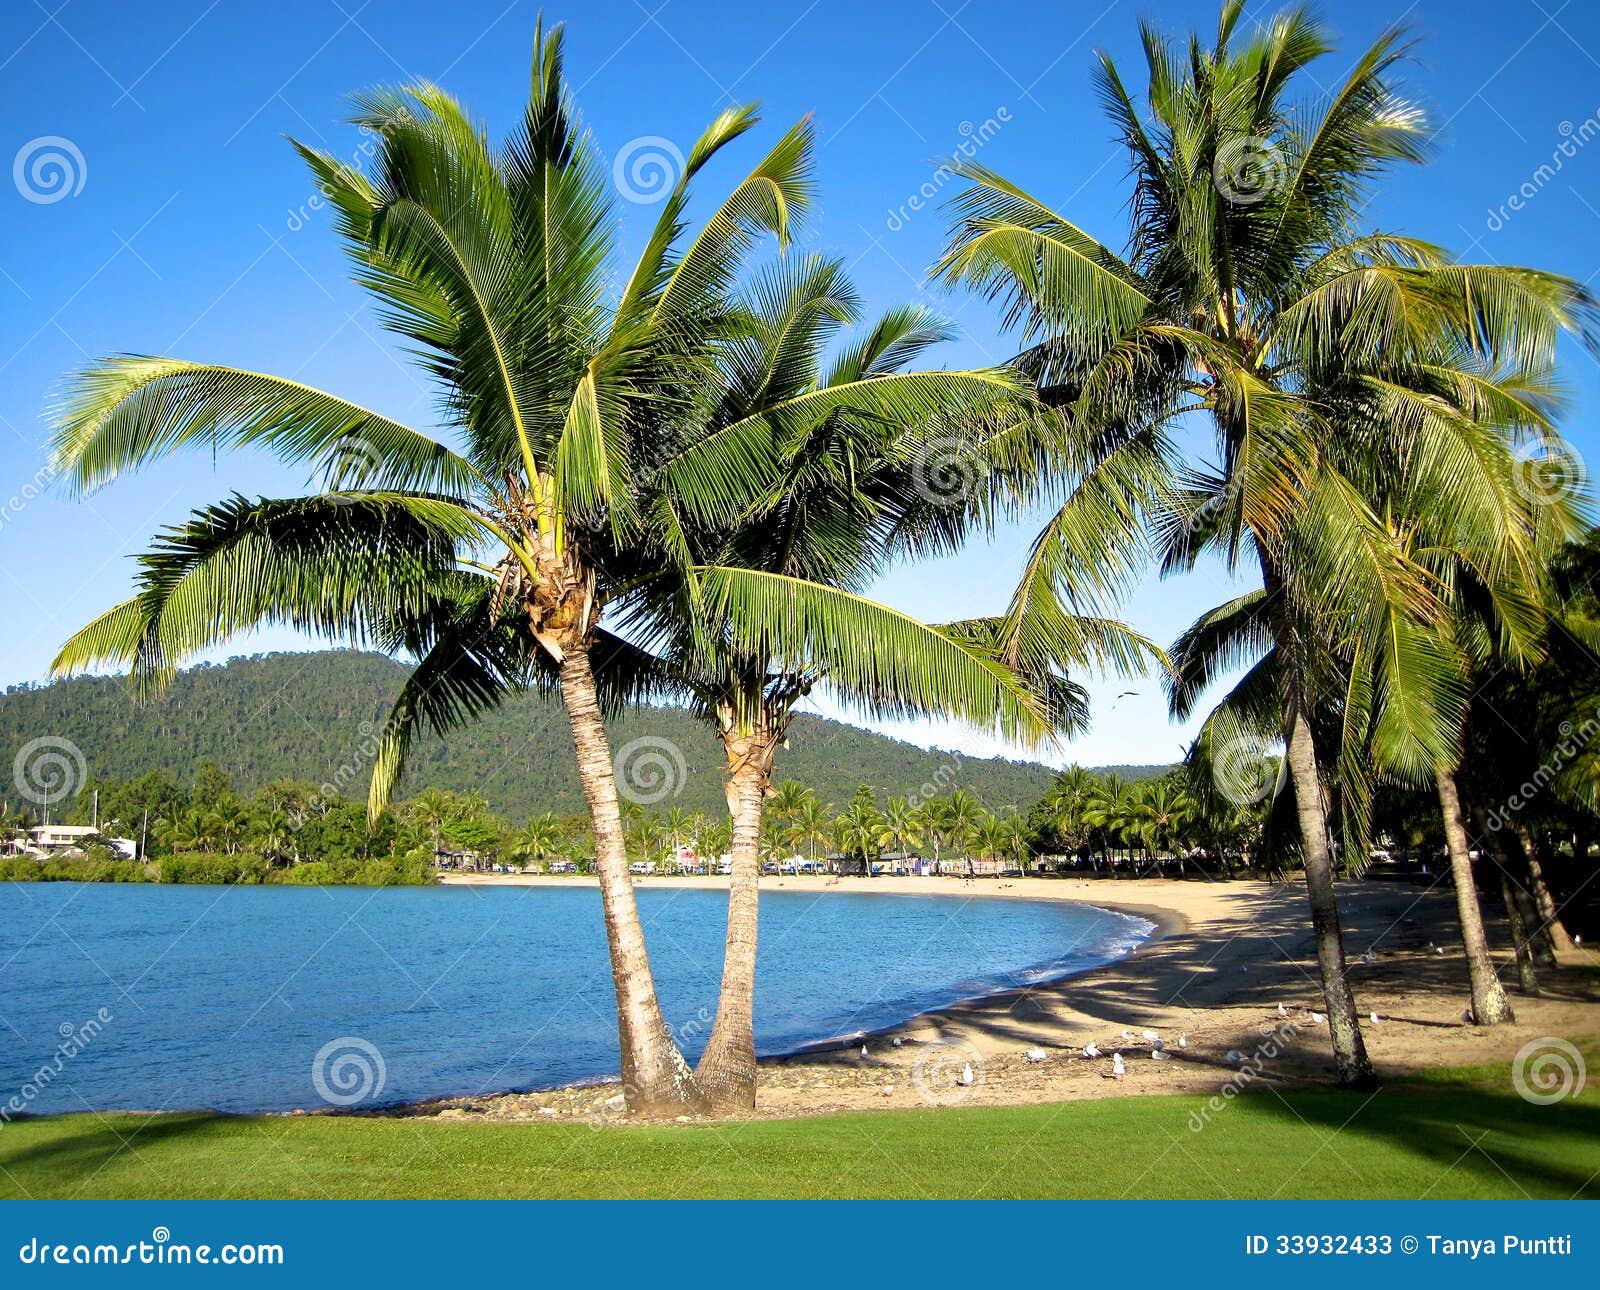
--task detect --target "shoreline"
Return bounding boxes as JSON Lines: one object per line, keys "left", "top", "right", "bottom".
{"left": 442, "top": 870, "right": 1187, "bottom": 1063}
{"left": 420, "top": 873, "right": 1600, "bottom": 1123}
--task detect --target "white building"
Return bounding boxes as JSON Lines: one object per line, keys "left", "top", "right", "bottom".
{"left": 3, "top": 825, "right": 137, "bottom": 860}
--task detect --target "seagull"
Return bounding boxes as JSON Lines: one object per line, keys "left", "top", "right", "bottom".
{"left": 958, "top": 1062, "right": 975, "bottom": 1086}
{"left": 1082, "top": 1041, "right": 1102, "bottom": 1059}
{"left": 1435, "top": 946, "right": 1446, "bottom": 956}
{"left": 1111, "top": 1053, "right": 1126, "bottom": 1077}
{"left": 1151, "top": 1048, "right": 1171, "bottom": 1062}
{"left": 1177, "top": 1033, "right": 1188, "bottom": 1049}
{"left": 1025, "top": 1047, "right": 1048, "bottom": 1063}
{"left": 1141, "top": 1029, "right": 1160, "bottom": 1042}
{"left": 1151, "top": 1038, "right": 1165, "bottom": 1052}
{"left": 891, "top": 1037, "right": 904, "bottom": 1048}
{"left": 1120, "top": 1029, "right": 1135, "bottom": 1043}
{"left": 860, "top": 1045, "right": 869, "bottom": 1058}
{"left": 1362, "top": 949, "right": 1377, "bottom": 965}
{"left": 1226, "top": 1049, "right": 1246, "bottom": 1064}
{"left": 1369, "top": 1012, "right": 1381, "bottom": 1025}
{"left": 1462, "top": 1009, "right": 1474, "bottom": 1024}
{"left": 1278, "top": 1003, "right": 1289, "bottom": 1019}
{"left": 1308, "top": 1012, "right": 1326, "bottom": 1026}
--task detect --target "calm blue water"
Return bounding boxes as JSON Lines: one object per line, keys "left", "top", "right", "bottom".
{"left": 0, "top": 883, "right": 1151, "bottom": 1115}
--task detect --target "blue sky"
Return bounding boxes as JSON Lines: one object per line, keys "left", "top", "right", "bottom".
{"left": 2, "top": 0, "right": 1598, "bottom": 770}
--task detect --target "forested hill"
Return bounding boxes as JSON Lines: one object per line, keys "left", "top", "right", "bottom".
{"left": 0, "top": 651, "right": 1170, "bottom": 819}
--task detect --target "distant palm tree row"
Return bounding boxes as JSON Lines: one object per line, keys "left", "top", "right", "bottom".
{"left": 44, "top": 3, "right": 1595, "bottom": 1108}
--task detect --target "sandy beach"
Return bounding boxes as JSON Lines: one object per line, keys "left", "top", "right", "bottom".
{"left": 426, "top": 872, "right": 1600, "bottom": 1122}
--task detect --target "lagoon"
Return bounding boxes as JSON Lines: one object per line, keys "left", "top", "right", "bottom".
{"left": 0, "top": 882, "right": 1151, "bottom": 1115}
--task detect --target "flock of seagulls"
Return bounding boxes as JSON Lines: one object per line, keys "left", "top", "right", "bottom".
{"left": 1077, "top": 1027, "right": 1186, "bottom": 1079}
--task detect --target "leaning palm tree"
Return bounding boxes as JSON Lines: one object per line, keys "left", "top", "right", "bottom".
{"left": 45, "top": 23, "right": 851, "bottom": 1115}
{"left": 936, "top": 1, "right": 1594, "bottom": 1085}
{"left": 1398, "top": 470, "right": 1584, "bottom": 1023}
{"left": 614, "top": 253, "right": 1092, "bottom": 1108}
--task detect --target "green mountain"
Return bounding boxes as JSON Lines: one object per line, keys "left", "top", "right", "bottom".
{"left": 0, "top": 650, "right": 1123, "bottom": 820}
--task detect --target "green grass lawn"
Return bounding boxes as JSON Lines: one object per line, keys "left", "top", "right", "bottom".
{"left": 3, "top": 1067, "right": 1596, "bottom": 1199}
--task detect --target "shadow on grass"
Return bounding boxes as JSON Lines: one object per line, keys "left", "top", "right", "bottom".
{"left": 0, "top": 1112, "right": 229, "bottom": 1195}
{"left": 1232, "top": 1079, "right": 1600, "bottom": 1199}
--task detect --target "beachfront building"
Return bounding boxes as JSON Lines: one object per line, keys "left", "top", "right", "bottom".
{"left": 2, "top": 824, "right": 137, "bottom": 860}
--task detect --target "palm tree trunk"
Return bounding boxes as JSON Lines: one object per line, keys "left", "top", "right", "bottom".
{"left": 1284, "top": 708, "right": 1377, "bottom": 1089}
{"left": 558, "top": 646, "right": 700, "bottom": 1115}
{"left": 1513, "top": 822, "right": 1576, "bottom": 953}
{"left": 1473, "top": 808, "right": 1541, "bottom": 993}
{"left": 1434, "top": 768, "right": 1514, "bottom": 1024}
{"left": 1495, "top": 857, "right": 1540, "bottom": 994}
{"left": 696, "top": 728, "right": 778, "bottom": 1112}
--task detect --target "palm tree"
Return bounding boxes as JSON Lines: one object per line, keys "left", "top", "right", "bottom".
{"left": 935, "top": 2, "right": 1593, "bottom": 1086}
{"left": 1001, "top": 812, "right": 1032, "bottom": 873}
{"left": 1042, "top": 764, "right": 1100, "bottom": 859}
{"left": 615, "top": 254, "right": 1079, "bottom": 1108}
{"left": 767, "top": 781, "right": 815, "bottom": 830}
{"left": 974, "top": 813, "right": 1015, "bottom": 872}
{"left": 510, "top": 812, "right": 566, "bottom": 872}
{"left": 883, "top": 796, "right": 923, "bottom": 866}
{"left": 1134, "top": 779, "right": 1196, "bottom": 868}
{"left": 154, "top": 809, "right": 206, "bottom": 854}
{"left": 833, "top": 797, "right": 891, "bottom": 867}
{"left": 48, "top": 23, "right": 830, "bottom": 1114}
{"left": 205, "top": 800, "right": 250, "bottom": 856}
{"left": 1084, "top": 775, "right": 1138, "bottom": 868}
{"left": 785, "top": 797, "right": 831, "bottom": 873}
{"left": 939, "top": 790, "right": 987, "bottom": 876}
{"left": 625, "top": 811, "right": 664, "bottom": 867}
{"left": 699, "top": 819, "right": 733, "bottom": 868}
{"left": 662, "top": 807, "right": 696, "bottom": 868}
{"left": 405, "top": 791, "right": 453, "bottom": 854}
{"left": 1402, "top": 485, "right": 1583, "bottom": 1022}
